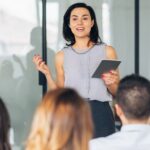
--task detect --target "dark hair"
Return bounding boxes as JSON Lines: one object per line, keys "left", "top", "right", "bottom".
{"left": 115, "top": 74, "right": 150, "bottom": 120}
{"left": 63, "top": 2, "right": 103, "bottom": 46}
{"left": 0, "top": 98, "right": 11, "bottom": 150}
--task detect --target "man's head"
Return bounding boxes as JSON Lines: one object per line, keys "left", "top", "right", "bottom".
{"left": 115, "top": 74, "right": 150, "bottom": 124}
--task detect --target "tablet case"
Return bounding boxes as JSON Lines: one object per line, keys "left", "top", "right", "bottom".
{"left": 92, "top": 60, "right": 121, "bottom": 78}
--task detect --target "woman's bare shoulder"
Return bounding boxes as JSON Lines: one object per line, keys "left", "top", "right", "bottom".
{"left": 55, "top": 50, "right": 64, "bottom": 65}
{"left": 105, "top": 45, "right": 118, "bottom": 59}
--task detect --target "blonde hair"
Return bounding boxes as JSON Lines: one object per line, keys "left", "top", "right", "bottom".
{"left": 26, "top": 88, "right": 93, "bottom": 150}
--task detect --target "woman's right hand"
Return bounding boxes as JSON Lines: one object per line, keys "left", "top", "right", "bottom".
{"left": 33, "top": 54, "right": 50, "bottom": 76}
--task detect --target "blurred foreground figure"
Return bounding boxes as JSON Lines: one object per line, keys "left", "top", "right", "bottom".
{"left": 90, "top": 74, "right": 150, "bottom": 150}
{"left": 0, "top": 97, "right": 11, "bottom": 150}
{"left": 26, "top": 88, "right": 93, "bottom": 150}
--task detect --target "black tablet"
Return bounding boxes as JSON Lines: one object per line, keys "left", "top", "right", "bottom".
{"left": 92, "top": 60, "right": 121, "bottom": 78}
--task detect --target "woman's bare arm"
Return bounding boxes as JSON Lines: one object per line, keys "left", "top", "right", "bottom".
{"left": 32, "top": 51, "right": 64, "bottom": 90}
{"left": 101, "top": 46, "right": 120, "bottom": 96}
{"left": 54, "top": 51, "right": 65, "bottom": 88}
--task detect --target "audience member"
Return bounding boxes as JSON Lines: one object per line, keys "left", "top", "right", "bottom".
{"left": 26, "top": 88, "right": 93, "bottom": 150}
{"left": 90, "top": 74, "right": 150, "bottom": 150}
{"left": 0, "top": 97, "right": 11, "bottom": 150}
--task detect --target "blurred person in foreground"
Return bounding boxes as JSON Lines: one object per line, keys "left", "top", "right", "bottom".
{"left": 0, "top": 97, "right": 11, "bottom": 150}
{"left": 90, "top": 74, "right": 150, "bottom": 150}
{"left": 26, "top": 88, "right": 93, "bottom": 150}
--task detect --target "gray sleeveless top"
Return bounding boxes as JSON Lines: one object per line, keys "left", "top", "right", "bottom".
{"left": 62, "top": 44, "right": 112, "bottom": 102}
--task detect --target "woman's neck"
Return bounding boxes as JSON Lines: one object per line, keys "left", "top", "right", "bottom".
{"left": 73, "top": 38, "right": 94, "bottom": 49}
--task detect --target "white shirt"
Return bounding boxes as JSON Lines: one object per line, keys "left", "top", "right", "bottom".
{"left": 90, "top": 124, "right": 150, "bottom": 150}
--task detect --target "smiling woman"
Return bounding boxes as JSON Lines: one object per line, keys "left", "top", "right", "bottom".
{"left": 33, "top": 2, "right": 120, "bottom": 138}
{"left": 69, "top": 7, "right": 94, "bottom": 40}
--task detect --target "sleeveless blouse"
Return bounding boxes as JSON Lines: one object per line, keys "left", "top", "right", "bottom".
{"left": 62, "top": 44, "right": 112, "bottom": 102}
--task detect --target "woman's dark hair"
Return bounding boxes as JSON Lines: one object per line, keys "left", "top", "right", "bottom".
{"left": 0, "top": 98, "right": 11, "bottom": 150}
{"left": 63, "top": 2, "right": 103, "bottom": 46}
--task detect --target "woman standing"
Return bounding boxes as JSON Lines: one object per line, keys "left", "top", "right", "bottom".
{"left": 33, "top": 2, "right": 120, "bottom": 138}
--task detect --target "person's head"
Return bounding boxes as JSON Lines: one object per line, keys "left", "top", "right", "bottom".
{"left": 26, "top": 88, "right": 93, "bottom": 150}
{"left": 63, "top": 2, "right": 102, "bottom": 46}
{"left": 115, "top": 74, "right": 150, "bottom": 124}
{"left": 30, "top": 26, "right": 42, "bottom": 47}
{"left": 0, "top": 98, "right": 11, "bottom": 150}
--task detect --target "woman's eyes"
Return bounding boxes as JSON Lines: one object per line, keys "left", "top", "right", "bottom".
{"left": 72, "top": 18, "right": 78, "bottom": 21}
{"left": 83, "top": 17, "right": 88, "bottom": 20}
{"left": 72, "top": 17, "right": 89, "bottom": 21}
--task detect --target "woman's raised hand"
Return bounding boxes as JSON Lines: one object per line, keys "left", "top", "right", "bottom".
{"left": 33, "top": 54, "right": 50, "bottom": 76}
